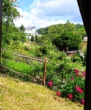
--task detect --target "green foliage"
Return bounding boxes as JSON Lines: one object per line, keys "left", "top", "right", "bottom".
{"left": 2, "top": 60, "right": 43, "bottom": 81}
{"left": 51, "top": 21, "right": 82, "bottom": 51}
{"left": 46, "top": 53, "right": 70, "bottom": 86}
{"left": 37, "top": 27, "right": 48, "bottom": 35}
{"left": 2, "top": 0, "right": 20, "bottom": 20}
{"left": 35, "top": 49, "right": 43, "bottom": 58}
{"left": 75, "top": 24, "right": 87, "bottom": 37}
{"left": 40, "top": 45, "right": 48, "bottom": 55}
{"left": 46, "top": 63, "right": 57, "bottom": 82}
{"left": 2, "top": 51, "right": 13, "bottom": 60}
{"left": 37, "top": 21, "right": 86, "bottom": 51}
{"left": 35, "top": 35, "right": 38, "bottom": 42}
{"left": 23, "top": 44, "right": 30, "bottom": 51}
{"left": 71, "top": 53, "right": 83, "bottom": 63}
{"left": 19, "top": 24, "right": 25, "bottom": 33}
{"left": 2, "top": 0, "right": 26, "bottom": 48}
{"left": 31, "top": 36, "right": 35, "bottom": 41}
{"left": 61, "top": 69, "right": 85, "bottom": 102}
{"left": 2, "top": 24, "right": 26, "bottom": 47}
{"left": 58, "top": 52, "right": 67, "bottom": 60}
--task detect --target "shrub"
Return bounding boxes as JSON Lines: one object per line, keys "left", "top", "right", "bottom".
{"left": 71, "top": 53, "right": 83, "bottom": 63}
{"left": 60, "top": 68, "right": 85, "bottom": 103}
{"left": 47, "top": 68, "right": 85, "bottom": 104}
{"left": 2, "top": 51, "right": 13, "bottom": 60}
{"left": 58, "top": 52, "right": 67, "bottom": 60}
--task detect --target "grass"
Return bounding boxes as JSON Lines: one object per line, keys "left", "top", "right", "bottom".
{"left": 0, "top": 73, "right": 84, "bottom": 110}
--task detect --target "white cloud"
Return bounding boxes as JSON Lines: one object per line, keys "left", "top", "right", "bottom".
{"left": 14, "top": 0, "right": 82, "bottom": 29}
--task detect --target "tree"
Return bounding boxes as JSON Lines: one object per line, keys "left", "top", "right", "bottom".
{"left": 19, "top": 24, "right": 25, "bottom": 33}
{"left": 49, "top": 21, "right": 84, "bottom": 51}
{"left": 31, "top": 36, "right": 35, "bottom": 41}
{"left": 2, "top": 0, "right": 20, "bottom": 21}
{"left": 2, "top": 0, "right": 21, "bottom": 47}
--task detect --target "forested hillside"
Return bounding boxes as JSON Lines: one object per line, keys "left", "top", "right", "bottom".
{"left": 37, "top": 22, "right": 86, "bottom": 36}
{"left": 37, "top": 21, "right": 86, "bottom": 51}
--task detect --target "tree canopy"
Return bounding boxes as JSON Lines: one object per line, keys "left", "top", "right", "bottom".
{"left": 51, "top": 21, "right": 85, "bottom": 51}
{"left": 37, "top": 21, "right": 86, "bottom": 51}
{"left": 2, "top": 0, "right": 26, "bottom": 47}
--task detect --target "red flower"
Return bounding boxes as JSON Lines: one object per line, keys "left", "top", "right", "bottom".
{"left": 56, "top": 92, "right": 61, "bottom": 96}
{"left": 48, "top": 81, "right": 53, "bottom": 87}
{"left": 75, "top": 69, "right": 79, "bottom": 73}
{"left": 82, "top": 72, "right": 86, "bottom": 76}
{"left": 81, "top": 99, "right": 85, "bottom": 104}
{"left": 68, "top": 94, "right": 73, "bottom": 99}
{"left": 75, "top": 86, "right": 83, "bottom": 94}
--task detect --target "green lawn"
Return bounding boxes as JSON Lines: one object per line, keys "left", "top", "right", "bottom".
{"left": 0, "top": 73, "right": 83, "bottom": 110}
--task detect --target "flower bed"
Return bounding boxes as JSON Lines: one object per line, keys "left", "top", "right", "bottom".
{"left": 47, "top": 68, "right": 85, "bottom": 105}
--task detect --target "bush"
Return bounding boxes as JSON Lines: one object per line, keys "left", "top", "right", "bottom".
{"left": 2, "top": 51, "right": 14, "bottom": 60}
{"left": 61, "top": 68, "right": 85, "bottom": 102}
{"left": 58, "top": 52, "right": 67, "bottom": 60}
{"left": 46, "top": 63, "right": 57, "bottom": 82}
{"left": 23, "top": 44, "right": 30, "bottom": 51}
{"left": 71, "top": 53, "right": 83, "bottom": 63}
{"left": 47, "top": 68, "right": 85, "bottom": 104}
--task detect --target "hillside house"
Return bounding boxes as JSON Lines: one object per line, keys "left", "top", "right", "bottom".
{"left": 25, "top": 26, "right": 36, "bottom": 36}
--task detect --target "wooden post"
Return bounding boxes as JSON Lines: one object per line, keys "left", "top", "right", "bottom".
{"left": 43, "top": 58, "right": 47, "bottom": 86}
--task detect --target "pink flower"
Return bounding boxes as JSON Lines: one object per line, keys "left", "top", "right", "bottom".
{"left": 81, "top": 99, "right": 85, "bottom": 104}
{"left": 56, "top": 92, "right": 61, "bottom": 96}
{"left": 76, "top": 72, "right": 79, "bottom": 76}
{"left": 48, "top": 81, "right": 53, "bottom": 87}
{"left": 68, "top": 94, "right": 73, "bottom": 99}
{"left": 75, "top": 69, "right": 79, "bottom": 73}
{"left": 82, "top": 72, "right": 86, "bottom": 76}
{"left": 71, "top": 76, "right": 74, "bottom": 80}
{"left": 75, "top": 86, "right": 80, "bottom": 91}
{"left": 75, "top": 86, "right": 83, "bottom": 94}
{"left": 78, "top": 88, "right": 83, "bottom": 93}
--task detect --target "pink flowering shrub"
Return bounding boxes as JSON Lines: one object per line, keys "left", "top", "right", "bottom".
{"left": 47, "top": 68, "right": 85, "bottom": 104}
{"left": 60, "top": 68, "right": 85, "bottom": 104}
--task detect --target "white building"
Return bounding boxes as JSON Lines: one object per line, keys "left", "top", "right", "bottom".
{"left": 25, "top": 26, "right": 37, "bottom": 37}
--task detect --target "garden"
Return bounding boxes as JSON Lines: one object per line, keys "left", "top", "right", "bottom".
{"left": 1, "top": 41, "right": 86, "bottom": 105}
{"left": 1, "top": 0, "right": 87, "bottom": 109}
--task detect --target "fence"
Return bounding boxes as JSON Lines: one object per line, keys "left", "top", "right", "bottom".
{"left": 2, "top": 53, "right": 49, "bottom": 86}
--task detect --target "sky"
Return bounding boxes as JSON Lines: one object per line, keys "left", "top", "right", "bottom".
{"left": 14, "top": 0, "right": 83, "bottom": 29}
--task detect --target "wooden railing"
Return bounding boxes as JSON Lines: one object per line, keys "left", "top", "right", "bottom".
{"left": 2, "top": 53, "right": 49, "bottom": 86}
